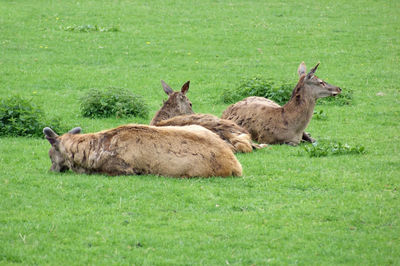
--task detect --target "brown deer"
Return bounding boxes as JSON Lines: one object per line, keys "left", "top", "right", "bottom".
{"left": 43, "top": 124, "right": 242, "bottom": 177}
{"left": 150, "top": 80, "right": 266, "bottom": 153}
{"left": 221, "top": 62, "right": 341, "bottom": 146}
{"left": 149, "top": 80, "right": 194, "bottom": 126}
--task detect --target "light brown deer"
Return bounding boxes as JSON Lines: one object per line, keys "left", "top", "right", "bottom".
{"left": 150, "top": 80, "right": 266, "bottom": 153}
{"left": 221, "top": 62, "right": 341, "bottom": 146}
{"left": 43, "top": 124, "right": 242, "bottom": 177}
{"left": 149, "top": 80, "right": 194, "bottom": 126}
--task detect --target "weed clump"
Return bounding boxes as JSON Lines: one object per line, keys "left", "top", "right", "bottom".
{"left": 80, "top": 87, "right": 149, "bottom": 119}
{"left": 221, "top": 76, "right": 292, "bottom": 105}
{"left": 313, "top": 109, "right": 328, "bottom": 120}
{"left": 0, "top": 95, "right": 66, "bottom": 137}
{"left": 302, "top": 141, "right": 365, "bottom": 157}
{"left": 63, "top": 25, "right": 119, "bottom": 33}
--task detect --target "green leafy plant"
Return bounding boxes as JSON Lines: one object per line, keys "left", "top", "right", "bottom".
{"left": 80, "top": 87, "right": 149, "bottom": 119}
{"left": 302, "top": 141, "right": 365, "bottom": 157}
{"left": 313, "top": 109, "right": 328, "bottom": 120}
{"left": 63, "top": 25, "right": 119, "bottom": 32}
{"left": 0, "top": 95, "right": 67, "bottom": 137}
{"left": 221, "top": 76, "right": 293, "bottom": 105}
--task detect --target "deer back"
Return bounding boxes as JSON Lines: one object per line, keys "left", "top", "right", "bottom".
{"left": 157, "top": 114, "right": 254, "bottom": 153}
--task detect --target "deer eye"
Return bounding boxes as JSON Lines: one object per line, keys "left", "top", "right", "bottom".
{"left": 320, "top": 81, "right": 326, "bottom": 86}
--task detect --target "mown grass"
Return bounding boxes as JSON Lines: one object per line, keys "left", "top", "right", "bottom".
{"left": 1, "top": 0, "right": 399, "bottom": 264}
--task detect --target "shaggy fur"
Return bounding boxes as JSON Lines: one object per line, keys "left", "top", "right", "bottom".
{"left": 221, "top": 62, "right": 341, "bottom": 146}
{"left": 43, "top": 124, "right": 242, "bottom": 177}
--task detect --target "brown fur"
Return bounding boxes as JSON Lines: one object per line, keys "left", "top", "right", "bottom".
{"left": 156, "top": 114, "right": 264, "bottom": 153}
{"left": 151, "top": 80, "right": 266, "bottom": 153}
{"left": 43, "top": 125, "right": 242, "bottom": 177}
{"left": 221, "top": 62, "right": 341, "bottom": 146}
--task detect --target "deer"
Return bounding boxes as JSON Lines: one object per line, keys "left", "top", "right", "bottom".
{"left": 150, "top": 80, "right": 266, "bottom": 153}
{"left": 43, "top": 124, "right": 242, "bottom": 178}
{"left": 221, "top": 62, "right": 342, "bottom": 146}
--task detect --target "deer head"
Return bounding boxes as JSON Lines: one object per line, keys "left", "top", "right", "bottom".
{"left": 43, "top": 127, "right": 81, "bottom": 172}
{"left": 160, "top": 80, "right": 194, "bottom": 115}
{"left": 150, "top": 80, "right": 194, "bottom": 125}
{"left": 297, "top": 62, "right": 341, "bottom": 99}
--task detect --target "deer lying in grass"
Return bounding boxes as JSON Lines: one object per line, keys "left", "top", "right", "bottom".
{"left": 151, "top": 80, "right": 266, "bottom": 153}
{"left": 221, "top": 62, "right": 342, "bottom": 146}
{"left": 43, "top": 125, "right": 242, "bottom": 177}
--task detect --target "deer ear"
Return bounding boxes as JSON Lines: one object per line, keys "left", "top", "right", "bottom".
{"left": 44, "top": 127, "right": 58, "bottom": 138}
{"left": 161, "top": 80, "right": 174, "bottom": 95}
{"left": 181, "top": 81, "right": 190, "bottom": 95}
{"left": 68, "top": 127, "right": 82, "bottom": 134}
{"left": 298, "top": 62, "right": 306, "bottom": 76}
{"left": 306, "top": 63, "right": 320, "bottom": 79}
{"left": 43, "top": 127, "right": 59, "bottom": 146}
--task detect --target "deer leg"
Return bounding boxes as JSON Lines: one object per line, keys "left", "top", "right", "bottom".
{"left": 284, "top": 141, "right": 298, "bottom": 146}
{"left": 251, "top": 142, "right": 268, "bottom": 150}
{"left": 302, "top": 132, "right": 316, "bottom": 143}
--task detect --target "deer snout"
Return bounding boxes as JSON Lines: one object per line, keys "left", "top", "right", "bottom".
{"left": 331, "top": 87, "right": 341, "bottom": 96}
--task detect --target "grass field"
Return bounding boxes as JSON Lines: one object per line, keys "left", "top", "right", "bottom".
{"left": 1, "top": 0, "right": 399, "bottom": 264}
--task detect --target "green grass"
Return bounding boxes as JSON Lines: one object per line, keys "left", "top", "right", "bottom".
{"left": 1, "top": 0, "right": 399, "bottom": 264}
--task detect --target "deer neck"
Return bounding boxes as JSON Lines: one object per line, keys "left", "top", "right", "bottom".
{"left": 61, "top": 135, "right": 90, "bottom": 164}
{"left": 282, "top": 85, "right": 316, "bottom": 133}
{"left": 150, "top": 103, "right": 176, "bottom": 125}
{"left": 62, "top": 133, "right": 110, "bottom": 172}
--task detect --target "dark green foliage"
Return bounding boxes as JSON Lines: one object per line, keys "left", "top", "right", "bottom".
{"left": 0, "top": 96, "right": 67, "bottom": 137}
{"left": 318, "top": 87, "right": 353, "bottom": 106}
{"left": 80, "top": 87, "right": 149, "bottom": 119}
{"left": 63, "top": 25, "right": 119, "bottom": 32}
{"left": 221, "top": 76, "right": 293, "bottom": 105}
{"left": 302, "top": 141, "right": 365, "bottom": 157}
{"left": 0, "top": 96, "right": 43, "bottom": 137}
